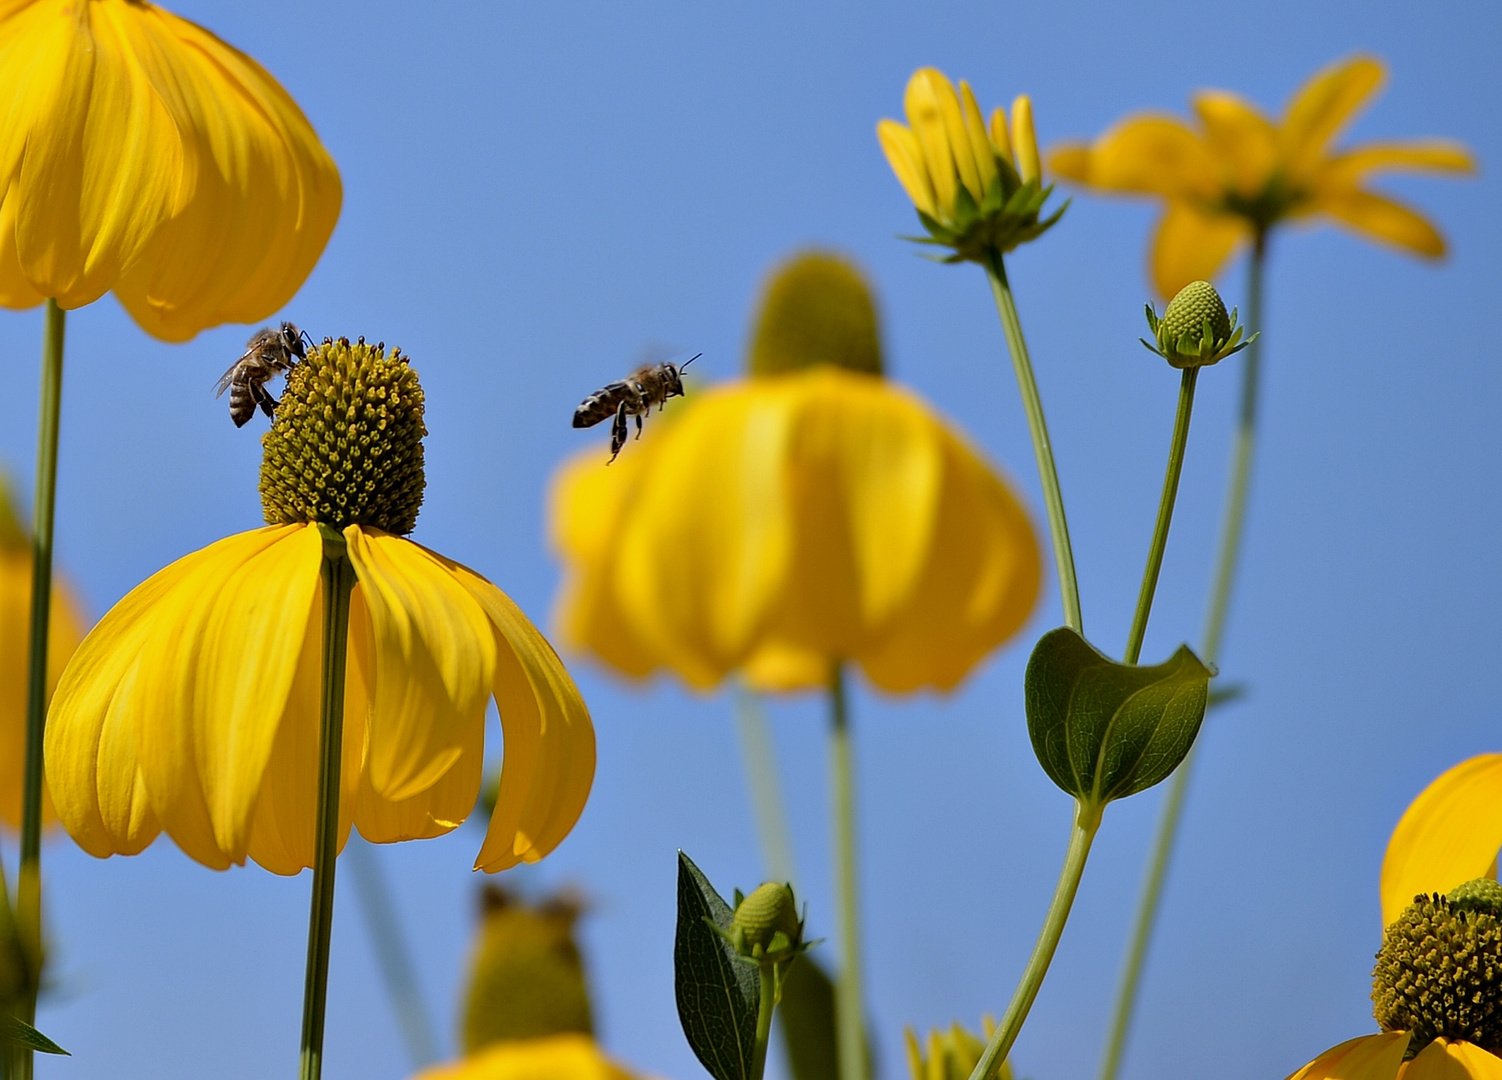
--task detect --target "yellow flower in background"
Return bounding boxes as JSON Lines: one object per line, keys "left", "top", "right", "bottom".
{"left": 0, "top": 474, "right": 83, "bottom": 830}
{"left": 1381, "top": 754, "right": 1502, "bottom": 927}
{"left": 1048, "top": 55, "right": 1475, "bottom": 297}
{"left": 414, "top": 1034, "right": 648, "bottom": 1080}
{"left": 0, "top": 0, "right": 341, "bottom": 340}
{"left": 905, "top": 1018, "right": 1012, "bottom": 1080}
{"left": 552, "top": 252, "right": 1041, "bottom": 694}
{"left": 878, "top": 68, "right": 1063, "bottom": 261}
{"left": 45, "top": 338, "right": 593, "bottom": 874}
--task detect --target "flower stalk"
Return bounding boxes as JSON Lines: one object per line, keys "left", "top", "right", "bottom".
{"left": 829, "top": 664, "right": 867, "bottom": 1080}
{"left": 752, "top": 961, "right": 779, "bottom": 1080}
{"left": 299, "top": 525, "right": 357, "bottom": 1080}
{"left": 985, "top": 251, "right": 1082, "bottom": 634}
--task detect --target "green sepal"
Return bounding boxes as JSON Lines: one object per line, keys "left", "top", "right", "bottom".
{"left": 674, "top": 852, "right": 760, "bottom": 1080}
{"left": 1025, "top": 627, "right": 1211, "bottom": 805}
{"left": 2, "top": 1016, "right": 68, "bottom": 1055}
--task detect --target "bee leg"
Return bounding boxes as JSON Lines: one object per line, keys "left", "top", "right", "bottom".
{"left": 253, "top": 384, "right": 278, "bottom": 418}
{"left": 634, "top": 412, "right": 644, "bottom": 440}
{"left": 608, "top": 402, "right": 628, "bottom": 464}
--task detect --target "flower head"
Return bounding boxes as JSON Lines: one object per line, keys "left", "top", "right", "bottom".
{"left": 1141, "top": 280, "right": 1254, "bottom": 369}
{"left": 878, "top": 68, "right": 1064, "bottom": 263}
{"left": 0, "top": 0, "right": 341, "bottom": 340}
{"left": 552, "top": 252, "right": 1041, "bottom": 693}
{"left": 1048, "top": 55, "right": 1476, "bottom": 297}
{"left": 46, "top": 337, "right": 593, "bottom": 874}
{"left": 1382, "top": 754, "right": 1502, "bottom": 927}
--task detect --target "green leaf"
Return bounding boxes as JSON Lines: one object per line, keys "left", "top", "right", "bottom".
{"left": 2, "top": 1015, "right": 69, "bottom": 1055}
{"left": 674, "top": 852, "right": 760, "bottom": 1080}
{"left": 1026, "top": 627, "right": 1211, "bottom": 804}
{"left": 778, "top": 956, "right": 873, "bottom": 1080}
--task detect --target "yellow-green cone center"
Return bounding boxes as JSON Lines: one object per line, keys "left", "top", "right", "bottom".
{"left": 748, "top": 251, "right": 883, "bottom": 377}
{"left": 731, "top": 882, "right": 800, "bottom": 956}
{"left": 1160, "top": 280, "right": 1231, "bottom": 345}
{"left": 1372, "top": 880, "right": 1502, "bottom": 1054}
{"left": 260, "top": 336, "right": 426, "bottom": 535}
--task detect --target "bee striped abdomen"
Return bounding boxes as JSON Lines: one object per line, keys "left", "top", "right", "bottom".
{"left": 573, "top": 381, "right": 640, "bottom": 428}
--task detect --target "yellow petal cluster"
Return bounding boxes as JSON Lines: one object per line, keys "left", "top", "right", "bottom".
{"left": 1381, "top": 754, "right": 1502, "bottom": 927}
{"left": 878, "top": 67, "right": 1040, "bottom": 225}
{"left": 414, "top": 1034, "right": 649, "bottom": 1080}
{"left": 1285, "top": 1034, "right": 1502, "bottom": 1080}
{"left": 44, "top": 523, "right": 594, "bottom": 874}
{"left": 552, "top": 367, "right": 1041, "bottom": 694}
{"left": 1047, "top": 55, "right": 1475, "bottom": 297}
{"left": 0, "top": 0, "right": 341, "bottom": 340}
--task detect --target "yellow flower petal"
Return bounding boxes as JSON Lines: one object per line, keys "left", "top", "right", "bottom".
{"left": 1044, "top": 141, "right": 1087, "bottom": 182}
{"left": 1402, "top": 1040, "right": 1502, "bottom": 1080}
{"left": 1380, "top": 754, "right": 1502, "bottom": 926}
{"left": 1149, "top": 201, "right": 1250, "bottom": 299}
{"left": 0, "top": 183, "right": 43, "bottom": 308}
{"left": 1314, "top": 187, "right": 1447, "bottom": 258}
{"left": 904, "top": 68, "right": 960, "bottom": 217}
{"left": 1284, "top": 1033, "right": 1410, "bottom": 1080}
{"left": 878, "top": 120, "right": 937, "bottom": 219}
{"left": 345, "top": 528, "right": 496, "bottom": 803}
{"left": 1010, "top": 95, "right": 1040, "bottom": 185}
{"left": 926, "top": 71, "right": 982, "bottom": 203}
{"left": 445, "top": 559, "right": 595, "bottom": 873}
{"left": 1192, "top": 90, "right": 1279, "bottom": 198}
{"left": 1317, "top": 141, "right": 1478, "bottom": 190}
{"left": 958, "top": 82, "right": 999, "bottom": 196}
{"left": 1051, "top": 114, "right": 1220, "bottom": 201}
{"left": 413, "top": 1034, "right": 643, "bottom": 1080}
{"left": 740, "top": 641, "right": 831, "bottom": 694}
{"left": 1281, "top": 54, "right": 1386, "bottom": 181}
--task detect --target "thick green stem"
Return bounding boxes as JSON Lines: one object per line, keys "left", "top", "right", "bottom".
{"left": 966, "top": 799, "right": 1102, "bottom": 1080}
{"left": 299, "top": 530, "right": 356, "bottom": 1080}
{"left": 1095, "top": 237, "right": 1266, "bottom": 1080}
{"left": 1122, "top": 368, "right": 1200, "bottom": 665}
{"left": 752, "top": 961, "right": 778, "bottom": 1080}
{"left": 733, "top": 684, "right": 797, "bottom": 888}
{"left": 15, "top": 300, "right": 64, "bottom": 1080}
{"left": 829, "top": 665, "right": 866, "bottom": 1080}
{"left": 985, "top": 251, "right": 1082, "bottom": 634}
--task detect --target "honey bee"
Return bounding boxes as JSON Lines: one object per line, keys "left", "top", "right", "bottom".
{"left": 214, "top": 321, "right": 312, "bottom": 427}
{"left": 572, "top": 353, "right": 699, "bottom": 462}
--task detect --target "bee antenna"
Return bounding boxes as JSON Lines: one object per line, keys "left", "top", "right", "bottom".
{"left": 300, "top": 330, "right": 315, "bottom": 349}
{"left": 680, "top": 352, "right": 701, "bottom": 372}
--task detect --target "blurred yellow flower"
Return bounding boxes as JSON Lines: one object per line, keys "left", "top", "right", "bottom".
{"left": 45, "top": 338, "right": 593, "bottom": 875}
{"left": 414, "top": 1034, "right": 648, "bottom": 1080}
{"left": 0, "top": 475, "right": 83, "bottom": 831}
{"left": 552, "top": 366, "right": 1041, "bottom": 694}
{"left": 0, "top": 0, "right": 341, "bottom": 340}
{"left": 1381, "top": 753, "right": 1502, "bottom": 927}
{"left": 1048, "top": 55, "right": 1475, "bottom": 297}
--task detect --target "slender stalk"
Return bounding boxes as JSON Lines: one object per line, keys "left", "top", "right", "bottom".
{"left": 299, "top": 529, "right": 356, "bottom": 1080}
{"left": 751, "top": 961, "right": 778, "bottom": 1080}
{"left": 1095, "top": 237, "right": 1267, "bottom": 1080}
{"left": 828, "top": 664, "right": 867, "bottom": 1080}
{"left": 15, "top": 300, "right": 65, "bottom": 1080}
{"left": 343, "top": 838, "right": 441, "bottom": 1067}
{"left": 733, "top": 684, "right": 797, "bottom": 888}
{"left": 966, "top": 799, "right": 1102, "bottom": 1080}
{"left": 1122, "top": 368, "right": 1200, "bottom": 666}
{"left": 984, "top": 251, "right": 1082, "bottom": 634}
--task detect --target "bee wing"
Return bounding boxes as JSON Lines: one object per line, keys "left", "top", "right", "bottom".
{"left": 213, "top": 357, "right": 247, "bottom": 398}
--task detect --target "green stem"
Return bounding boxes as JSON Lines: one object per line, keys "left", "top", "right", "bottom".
{"left": 829, "top": 664, "right": 866, "bottom": 1080}
{"left": 984, "top": 251, "right": 1082, "bottom": 634}
{"left": 15, "top": 300, "right": 64, "bottom": 1080}
{"left": 1122, "top": 368, "right": 1200, "bottom": 666}
{"left": 733, "top": 683, "right": 797, "bottom": 888}
{"left": 752, "top": 961, "right": 778, "bottom": 1080}
{"left": 299, "top": 528, "right": 356, "bottom": 1080}
{"left": 966, "top": 799, "right": 1102, "bottom": 1080}
{"left": 1095, "top": 237, "right": 1267, "bottom": 1080}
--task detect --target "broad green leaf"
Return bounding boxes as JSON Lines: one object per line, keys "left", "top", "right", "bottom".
{"left": 777, "top": 956, "right": 874, "bottom": 1080}
{"left": 674, "top": 852, "right": 759, "bottom": 1080}
{"left": 1026, "top": 627, "right": 1210, "bottom": 804}
{"left": 2, "top": 1015, "right": 69, "bottom": 1055}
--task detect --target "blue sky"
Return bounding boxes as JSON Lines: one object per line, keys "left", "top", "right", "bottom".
{"left": 4, "top": 2, "right": 1499, "bottom": 1079}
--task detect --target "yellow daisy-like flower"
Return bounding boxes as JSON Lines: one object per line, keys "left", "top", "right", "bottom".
{"left": 0, "top": 0, "right": 341, "bottom": 340}
{"left": 1047, "top": 55, "right": 1476, "bottom": 298}
{"left": 1381, "top": 754, "right": 1502, "bottom": 927}
{"left": 0, "top": 474, "right": 84, "bottom": 831}
{"left": 45, "top": 337, "right": 593, "bottom": 874}
{"left": 1286, "top": 1034, "right": 1501, "bottom": 1080}
{"left": 414, "top": 1034, "right": 649, "bottom": 1080}
{"left": 553, "top": 254, "right": 1041, "bottom": 694}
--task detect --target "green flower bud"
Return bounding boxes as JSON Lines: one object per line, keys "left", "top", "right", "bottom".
{"left": 1371, "top": 883, "right": 1502, "bottom": 1056}
{"left": 728, "top": 882, "right": 803, "bottom": 963}
{"left": 748, "top": 252, "right": 883, "bottom": 377}
{"left": 1141, "top": 281, "right": 1255, "bottom": 369}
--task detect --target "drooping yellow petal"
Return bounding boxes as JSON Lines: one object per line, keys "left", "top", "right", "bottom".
{"left": 1192, "top": 90, "right": 1280, "bottom": 197}
{"left": 0, "top": 184, "right": 43, "bottom": 308}
{"left": 345, "top": 528, "right": 496, "bottom": 802}
{"left": 1049, "top": 115, "right": 1220, "bottom": 201}
{"left": 1149, "top": 200, "right": 1250, "bottom": 298}
{"left": 413, "top": 1034, "right": 642, "bottom": 1080}
{"left": 739, "top": 641, "right": 829, "bottom": 694}
{"left": 1380, "top": 754, "right": 1502, "bottom": 926}
{"left": 1010, "top": 95, "right": 1040, "bottom": 185}
{"left": 877, "top": 120, "right": 937, "bottom": 219}
{"left": 1314, "top": 187, "right": 1447, "bottom": 258}
{"left": 445, "top": 559, "right": 594, "bottom": 873}
{"left": 1316, "top": 141, "right": 1478, "bottom": 190}
{"left": 1284, "top": 1033, "right": 1409, "bottom": 1080}
{"left": 1402, "top": 1040, "right": 1502, "bottom": 1080}
{"left": 1281, "top": 55, "right": 1386, "bottom": 181}
{"left": 958, "top": 82, "right": 998, "bottom": 196}
{"left": 904, "top": 69, "right": 960, "bottom": 217}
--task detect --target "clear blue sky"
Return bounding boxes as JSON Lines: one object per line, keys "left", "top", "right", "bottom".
{"left": 4, "top": 2, "right": 1498, "bottom": 1079}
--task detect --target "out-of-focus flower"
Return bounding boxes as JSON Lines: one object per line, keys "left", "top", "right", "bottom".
{"left": 551, "top": 251, "right": 1041, "bottom": 694}
{"left": 0, "top": 473, "right": 84, "bottom": 831}
{"left": 45, "top": 338, "right": 593, "bottom": 874}
{"left": 1048, "top": 55, "right": 1476, "bottom": 297}
{"left": 905, "top": 1018, "right": 1012, "bottom": 1080}
{"left": 878, "top": 68, "right": 1063, "bottom": 262}
{"left": 0, "top": 0, "right": 341, "bottom": 340}
{"left": 414, "top": 1034, "right": 646, "bottom": 1080}
{"left": 1381, "top": 754, "right": 1502, "bottom": 927}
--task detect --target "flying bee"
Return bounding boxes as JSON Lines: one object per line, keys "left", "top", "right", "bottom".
{"left": 214, "top": 321, "right": 312, "bottom": 427}
{"left": 572, "top": 353, "right": 700, "bottom": 463}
